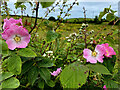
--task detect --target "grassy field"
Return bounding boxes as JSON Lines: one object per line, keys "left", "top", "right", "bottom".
{"left": 1, "top": 15, "right": 119, "bottom": 41}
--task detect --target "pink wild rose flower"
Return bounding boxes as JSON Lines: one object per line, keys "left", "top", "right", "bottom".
{"left": 103, "top": 85, "right": 107, "bottom": 90}
{"left": 51, "top": 67, "right": 62, "bottom": 76}
{"left": 3, "top": 18, "right": 23, "bottom": 30}
{"left": 83, "top": 45, "right": 105, "bottom": 63}
{"left": 102, "top": 43, "right": 116, "bottom": 58}
{"left": 2, "top": 24, "right": 31, "bottom": 50}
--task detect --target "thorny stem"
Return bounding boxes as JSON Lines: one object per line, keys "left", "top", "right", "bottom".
{"left": 54, "top": 0, "right": 77, "bottom": 31}
{"left": 83, "top": 7, "right": 87, "bottom": 48}
{"left": 83, "top": 7, "right": 87, "bottom": 24}
{"left": 29, "top": 2, "right": 39, "bottom": 34}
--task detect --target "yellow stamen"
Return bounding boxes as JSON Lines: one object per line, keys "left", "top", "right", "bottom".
{"left": 14, "top": 36, "right": 21, "bottom": 42}
{"left": 106, "top": 50, "right": 109, "bottom": 56}
{"left": 92, "top": 51, "right": 97, "bottom": 57}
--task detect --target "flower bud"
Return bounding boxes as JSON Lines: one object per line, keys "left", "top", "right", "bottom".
{"left": 90, "top": 37, "right": 93, "bottom": 40}
{"left": 82, "top": 23, "right": 86, "bottom": 27}
{"left": 91, "top": 30, "right": 94, "bottom": 33}
{"left": 86, "top": 24, "right": 88, "bottom": 27}
{"left": 89, "top": 31, "right": 92, "bottom": 34}
{"left": 83, "top": 30, "right": 86, "bottom": 32}
{"left": 79, "top": 32, "right": 82, "bottom": 34}
{"left": 90, "top": 41, "right": 93, "bottom": 44}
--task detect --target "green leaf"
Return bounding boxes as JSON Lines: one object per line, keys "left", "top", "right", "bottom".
{"left": 37, "top": 57, "right": 53, "bottom": 67}
{"left": 27, "top": 66, "right": 39, "bottom": 86}
{"left": 39, "top": 68, "right": 55, "bottom": 87}
{"left": 17, "top": 48, "right": 37, "bottom": 57}
{"left": 6, "top": 55, "right": 22, "bottom": 75}
{"left": 1, "top": 77, "right": 20, "bottom": 88}
{"left": 110, "top": 9, "right": 117, "bottom": 14}
{"left": 14, "top": 2, "right": 23, "bottom": 9}
{"left": 39, "top": 68, "right": 51, "bottom": 82}
{"left": 103, "top": 55, "right": 116, "bottom": 73}
{"left": 86, "top": 64, "right": 111, "bottom": 75}
{"left": 37, "top": 78, "right": 44, "bottom": 89}
{"left": 104, "top": 79, "right": 118, "bottom": 88}
{"left": 0, "top": 72, "right": 14, "bottom": 82}
{"left": 40, "top": 2, "right": 55, "bottom": 8}
{"left": 46, "top": 30, "right": 58, "bottom": 42}
{"left": 21, "top": 60, "right": 34, "bottom": 75}
{"left": 60, "top": 62, "right": 89, "bottom": 88}
{"left": 0, "top": 40, "right": 9, "bottom": 55}
{"left": 45, "top": 80, "right": 55, "bottom": 87}
{"left": 99, "top": 12, "right": 107, "bottom": 20}
{"left": 106, "top": 13, "right": 115, "bottom": 22}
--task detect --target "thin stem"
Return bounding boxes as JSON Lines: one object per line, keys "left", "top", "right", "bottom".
{"left": 83, "top": 7, "right": 87, "bottom": 48}
{"left": 29, "top": 2, "right": 39, "bottom": 34}
{"left": 54, "top": 1, "right": 76, "bottom": 31}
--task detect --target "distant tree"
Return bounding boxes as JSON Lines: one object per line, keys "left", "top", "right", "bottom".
{"left": 94, "top": 16, "right": 102, "bottom": 24}
{"left": 48, "top": 16, "right": 56, "bottom": 21}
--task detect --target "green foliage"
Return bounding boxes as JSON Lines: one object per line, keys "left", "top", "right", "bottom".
{"left": 46, "top": 30, "right": 58, "bottom": 42}
{"left": 37, "top": 78, "right": 44, "bottom": 88}
{"left": 17, "top": 48, "right": 37, "bottom": 57}
{"left": 40, "top": 1, "right": 55, "bottom": 8}
{"left": 0, "top": 77, "right": 20, "bottom": 88}
{"left": 27, "top": 66, "right": 39, "bottom": 86}
{"left": 37, "top": 57, "right": 53, "bottom": 67}
{"left": 60, "top": 62, "right": 89, "bottom": 88}
{"left": 99, "top": 5, "right": 117, "bottom": 22}
{"left": 21, "top": 60, "right": 34, "bottom": 75}
{"left": 106, "top": 13, "right": 115, "bottom": 22}
{"left": 86, "top": 64, "right": 111, "bottom": 75}
{"left": 0, "top": 72, "right": 14, "bottom": 82}
{"left": 0, "top": 40, "right": 9, "bottom": 55}
{"left": 14, "top": 2, "right": 33, "bottom": 9}
{"left": 104, "top": 79, "right": 118, "bottom": 88}
{"left": 1, "top": 4, "right": 119, "bottom": 89}
{"left": 103, "top": 55, "right": 116, "bottom": 73}
{"left": 3, "top": 55, "right": 22, "bottom": 75}
{"left": 39, "top": 68, "right": 55, "bottom": 87}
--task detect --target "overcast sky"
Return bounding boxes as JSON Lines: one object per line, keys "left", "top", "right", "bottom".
{"left": 7, "top": 0, "right": 120, "bottom": 3}
{"left": 6, "top": 0, "right": 119, "bottom": 18}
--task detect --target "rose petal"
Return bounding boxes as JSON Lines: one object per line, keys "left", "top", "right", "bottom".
{"left": 96, "top": 55, "right": 104, "bottom": 63}
{"left": 83, "top": 49, "right": 92, "bottom": 59}
{"left": 87, "top": 56, "right": 97, "bottom": 63}
{"left": 6, "top": 38, "right": 17, "bottom": 50}
{"left": 95, "top": 45, "right": 105, "bottom": 55}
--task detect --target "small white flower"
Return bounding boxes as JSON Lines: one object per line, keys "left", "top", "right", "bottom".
{"left": 90, "top": 41, "right": 93, "bottom": 44}
{"left": 53, "top": 56, "right": 55, "bottom": 58}
{"left": 65, "top": 37, "right": 69, "bottom": 39}
{"left": 90, "top": 37, "right": 93, "bottom": 40}
{"left": 86, "top": 24, "right": 89, "bottom": 27}
{"left": 91, "top": 30, "right": 94, "bottom": 33}
{"left": 46, "top": 51, "right": 53, "bottom": 54}
{"left": 82, "top": 23, "right": 86, "bottom": 27}
{"left": 79, "top": 28, "right": 82, "bottom": 31}
{"left": 43, "top": 53, "right": 47, "bottom": 57}
{"left": 67, "top": 39, "right": 71, "bottom": 42}
{"left": 69, "top": 33, "right": 77, "bottom": 37}
{"left": 77, "top": 59, "right": 80, "bottom": 61}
